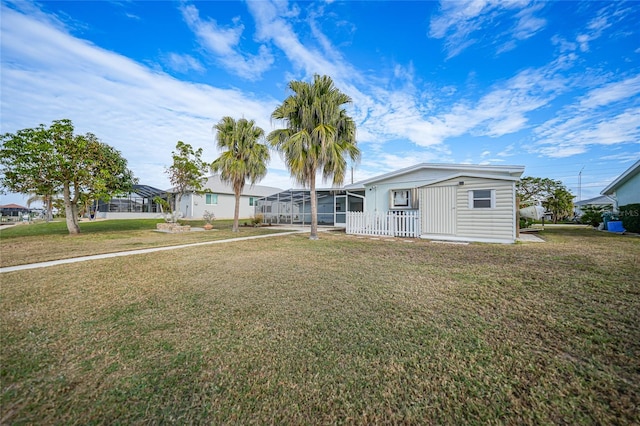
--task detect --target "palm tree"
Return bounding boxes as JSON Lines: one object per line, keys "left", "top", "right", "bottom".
{"left": 26, "top": 193, "right": 57, "bottom": 222}
{"left": 212, "top": 116, "right": 270, "bottom": 232}
{"left": 268, "top": 74, "right": 360, "bottom": 240}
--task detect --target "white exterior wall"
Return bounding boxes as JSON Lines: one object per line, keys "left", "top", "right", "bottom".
{"left": 362, "top": 167, "right": 521, "bottom": 215}
{"left": 419, "top": 177, "right": 517, "bottom": 243}
{"left": 364, "top": 169, "right": 454, "bottom": 213}
{"left": 614, "top": 172, "right": 640, "bottom": 207}
{"left": 179, "top": 193, "right": 259, "bottom": 220}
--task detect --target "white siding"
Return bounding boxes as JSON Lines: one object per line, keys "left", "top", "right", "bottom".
{"left": 185, "top": 193, "right": 258, "bottom": 220}
{"left": 420, "top": 177, "right": 516, "bottom": 243}
{"left": 420, "top": 185, "right": 457, "bottom": 235}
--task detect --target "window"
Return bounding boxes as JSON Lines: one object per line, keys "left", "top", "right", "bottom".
{"left": 390, "top": 189, "right": 411, "bottom": 209}
{"left": 469, "top": 189, "right": 494, "bottom": 209}
{"left": 249, "top": 197, "right": 256, "bottom": 206}
{"left": 205, "top": 193, "right": 218, "bottom": 205}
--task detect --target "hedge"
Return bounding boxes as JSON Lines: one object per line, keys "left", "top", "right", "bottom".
{"left": 619, "top": 203, "right": 640, "bottom": 233}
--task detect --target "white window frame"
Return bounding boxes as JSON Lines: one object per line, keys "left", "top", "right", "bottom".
{"left": 205, "top": 193, "right": 218, "bottom": 205}
{"left": 468, "top": 189, "right": 495, "bottom": 209}
{"left": 391, "top": 189, "right": 411, "bottom": 209}
{"left": 249, "top": 197, "right": 256, "bottom": 206}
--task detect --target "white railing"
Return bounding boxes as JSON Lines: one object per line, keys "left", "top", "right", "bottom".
{"left": 346, "top": 211, "right": 421, "bottom": 238}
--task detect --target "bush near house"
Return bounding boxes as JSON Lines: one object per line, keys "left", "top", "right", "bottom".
{"left": 579, "top": 205, "right": 609, "bottom": 227}
{"left": 619, "top": 204, "right": 640, "bottom": 233}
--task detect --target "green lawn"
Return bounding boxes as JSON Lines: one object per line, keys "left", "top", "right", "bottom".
{"left": 0, "top": 219, "right": 289, "bottom": 268}
{"left": 1, "top": 227, "right": 638, "bottom": 424}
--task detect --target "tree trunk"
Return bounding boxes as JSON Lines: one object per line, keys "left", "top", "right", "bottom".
{"left": 309, "top": 173, "right": 318, "bottom": 240}
{"left": 46, "top": 196, "right": 53, "bottom": 222}
{"left": 63, "top": 183, "right": 80, "bottom": 235}
{"left": 233, "top": 190, "right": 241, "bottom": 232}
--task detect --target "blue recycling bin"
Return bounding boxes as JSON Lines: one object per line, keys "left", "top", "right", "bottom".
{"left": 602, "top": 212, "right": 619, "bottom": 230}
{"left": 607, "top": 221, "right": 625, "bottom": 233}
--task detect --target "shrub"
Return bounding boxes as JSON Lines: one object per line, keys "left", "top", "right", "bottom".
{"left": 519, "top": 217, "right": 533, "bottom": 229}
{"left": 251, "top": 214, "right": 263, "bottom": 226}
{"left": 619, "top": 204, "right": 640, "bottom": 233}
{"left": 202, "top": 210, "right": 215, "bottom": 224}
{"left": 579, "top": 205, "right": 609, "bottom": 227}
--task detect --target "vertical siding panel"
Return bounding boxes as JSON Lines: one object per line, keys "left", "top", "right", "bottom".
{"left": 422, "top": 186, "right": 456, "bottom": 235}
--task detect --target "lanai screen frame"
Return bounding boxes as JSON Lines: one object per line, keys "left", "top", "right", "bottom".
{"left": 255, "top": 189, "right": 364, "bottom": 226}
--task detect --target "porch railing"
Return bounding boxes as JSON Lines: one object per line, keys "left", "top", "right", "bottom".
{"left": 346, "top": 211, "right": 421, "bottom": 238}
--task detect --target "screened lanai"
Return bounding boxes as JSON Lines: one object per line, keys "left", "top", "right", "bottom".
{"left": 255, "top": 189, "right": 365, "bottom": 227}
{"left": 97, "top": 185, "right": 168, "bottom": 214}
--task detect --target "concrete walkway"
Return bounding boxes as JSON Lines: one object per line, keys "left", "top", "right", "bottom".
{"left": 1, "top": 230, "right": 305, "bottom": 274}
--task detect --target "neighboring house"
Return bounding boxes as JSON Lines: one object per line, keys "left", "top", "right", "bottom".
{"left": 178, "top": 175, "right": 281, "bottom": 220}
{"left": 0, "top": 203, "right": 31, "bottom": 221}
{"left": 574, "top": 195, "right": 614, "bottom": 217}
{"left": 95, "top": 184, "right": 168, "bottom": 219}
{"left": 344, "top": 163, "right": 525, "bottom": 244}
{"left": 601, "top": 159, "right": 640, "bottom": 210}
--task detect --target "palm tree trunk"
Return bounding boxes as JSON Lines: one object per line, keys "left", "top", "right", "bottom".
{"left": 310, "top": 173, "right": 318, "bottom": 240}
{"left": 233, "top": 190, "right": 241, "bottom": 232}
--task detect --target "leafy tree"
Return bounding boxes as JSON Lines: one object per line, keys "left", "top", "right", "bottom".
{"left": 268, "top": 74, "right": 360, "bottom": 240}
{"left": 516, "top": 176, "right": 565, "bottom": 206}
{"left": 212, "top": 116, "right": 270, "bottom": 232}
{"left": 166, "top": 141, "right": 208, "bottom": 217}
{"left": 543, "top": 187, "right": 574, "bottom": 223}
{"left": 517, "top": 176, "right": 575, "bottom": 223}
{"left": 1, "top": 119, "right": 136, "bottom": 234}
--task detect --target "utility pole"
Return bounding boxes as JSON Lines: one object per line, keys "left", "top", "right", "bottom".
{"left": 578, "top": 166, "right": 584, "bottom": 201}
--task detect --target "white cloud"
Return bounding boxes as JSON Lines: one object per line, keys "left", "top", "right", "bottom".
{"left": 0, "top": 4, "right": 280, "bottom": 190}
{"left": 534, "top": 73, "right": 640, "bottom": 159}
{"left": 429, "top": 0, "right": 544, "bottom": 59}
{"left": 180, "top": 3, "right": 274, "bottom": 80}
{"left": 163, "top": 53, "right": 205, "bottom": 73}
{"left": 247, "top": 0, "right": 347, "bottom": 80}
{"left": 578, "top": 75, "right": 640, "bottom": 110}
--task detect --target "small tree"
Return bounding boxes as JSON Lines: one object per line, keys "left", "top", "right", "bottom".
{"left": 579, "top": 205, "right": 606, "bottom": 227}
{"left": 165, "top": 141, "right": 207, "bottom": 220}
{"left": 212, "top": 117, "right": 270, "bottom": 232}
{"left": 1, "top": 119, "right": 136, "bottom": 235}
{"left": 543, "top": 187, "right": 575, "bottom": 223}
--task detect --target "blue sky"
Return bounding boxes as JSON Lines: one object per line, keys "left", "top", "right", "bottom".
{"left": 1, "top": 0, "right": 639, "bottom": 207}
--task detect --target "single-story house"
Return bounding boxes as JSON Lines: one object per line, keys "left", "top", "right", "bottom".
{"left": 178, "top": 175, "right": 281, "bottom": 220}
{"left": 344, "top": 163, "right": 525, "bottom": 244}
{"left": 574, "top": 195, "right": 614, "bottom": 217}
{"left": 601, "top": 159, "right": 640, "bottom": 210}
{"left": 0, "top": 203, "right": 31, "bottom": 221}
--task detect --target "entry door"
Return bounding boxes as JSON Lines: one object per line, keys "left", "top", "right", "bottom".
{"left": 335, "top": 195, "right": 347, "bottom": 227}
{"left": 423, "top": 186, "right": 457, "bottom": 235}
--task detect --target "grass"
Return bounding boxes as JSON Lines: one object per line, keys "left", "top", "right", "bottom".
{"left": 1, "top": 227, "right": 639, "bottom": 424}
{"left": 0, "top": 219, "right": 289, "bottom": 268}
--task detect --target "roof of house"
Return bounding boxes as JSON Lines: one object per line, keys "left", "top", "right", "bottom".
{"left": 344, "top": 163, "right": 525, "bottom": 190}
{"left": 197, "top": 175, "right": 282, "bottom": 197}
{"left": 574, "top": 195, "right": 615, "bottom": 207}
{"left": 601, "top": 159, "right": 640, "bottom": 195}
{"left": 0, "top": 203, "right": 29, "bottom": 210}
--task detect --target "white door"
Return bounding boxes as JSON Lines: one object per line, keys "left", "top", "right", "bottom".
{"left": 422, "top": 186, "right": 457, "bottom": 235}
